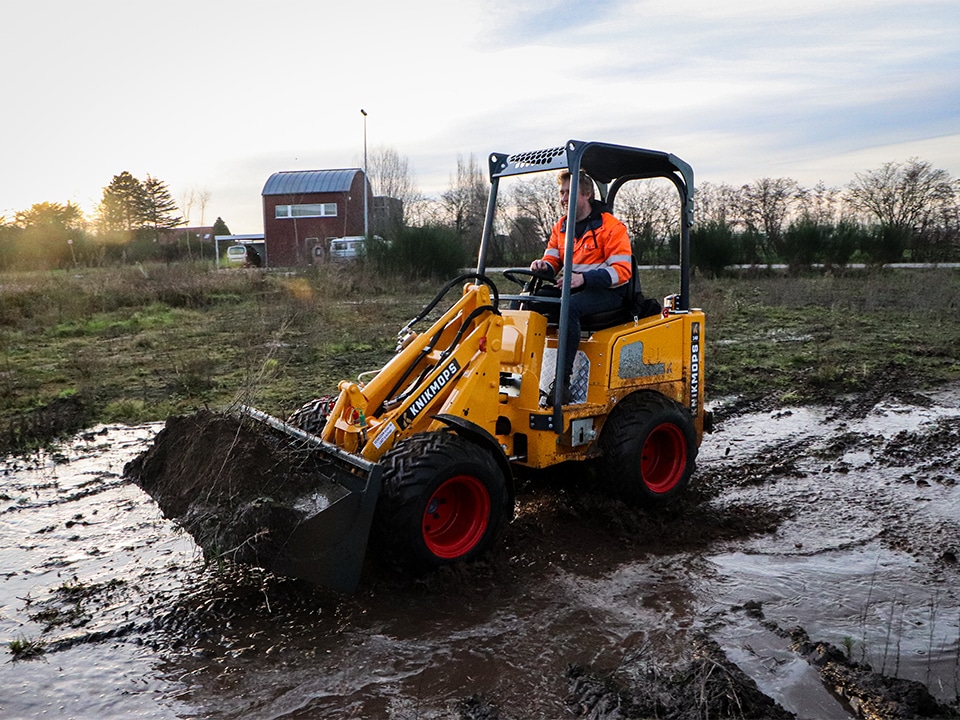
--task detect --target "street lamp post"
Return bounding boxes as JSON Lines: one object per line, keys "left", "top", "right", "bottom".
{"left": 361, "top": 108, "right": 369, "bottom": 239}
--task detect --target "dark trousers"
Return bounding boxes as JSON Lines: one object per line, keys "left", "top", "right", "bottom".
{"left": 532, "top": 285, "right": 627, "bottom": 382}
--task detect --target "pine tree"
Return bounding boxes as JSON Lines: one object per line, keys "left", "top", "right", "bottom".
{"left": 98, "top": 171, "right": 147, "bottom": 234}
{"left": 212, "top": 216, "right": 231, "bottom": 236}
{"left": 142, "top": 175, "right": 183, "bottom": 241}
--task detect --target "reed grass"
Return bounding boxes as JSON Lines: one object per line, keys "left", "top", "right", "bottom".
{"left": 8, "top": 635, "right": 45, "bottom": 660}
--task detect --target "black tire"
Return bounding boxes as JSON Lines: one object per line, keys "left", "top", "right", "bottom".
{"left": 286, "top": 395, "right": 337, "bottom": 436}
{"left": 599, "top": 391, "right": 697, "bottom": 505}
{"left": 375, "top": 431, "right": 510, "bottom": 572}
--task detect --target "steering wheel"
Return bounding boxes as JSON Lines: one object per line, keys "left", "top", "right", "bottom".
{"left": 502, "top": 267, "right": 557, "bottom": 294}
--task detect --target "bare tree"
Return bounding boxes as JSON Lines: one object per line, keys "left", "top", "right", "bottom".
{"left": 847, "top": 158, "right": 956, "bottom": 230}
{"left": 405, "top": 197, "right": 447, "bottom": 227}
{"left": 615, "top": 181, "right": 678, "bottom": 264}
{"left": 197, "top": 188, "right": 212, "bottom": 227}
{"left": 508, "top": 174, "right": 558, "bottom": 240}
{"left": 694, "top": 181, "right": 742, "bottom": 227}
{"left": 796, "top": 181, "right": 842, "bottom": 225}
{"left": 738, "top": 177, "right": 800, "bottom": 258}
{"left": 196, "top": 188, "right": 212, "bottom": 259}
{"left": 500, "top": 175, "right": 559, "bottom": 264}
{"left": 440, "top": 154, "right": 489, "bottom": 254}
{"left": 368, "top": 146, "right": 420, "bottom": 224}
{"left": 928, "top": 195, "right": 960, "bottom": 261}
{"left": 179, "top": 189, "right": 195, "bottom": 227}
{"left": 847, "top": 159, "right": 959, "bottom": 262}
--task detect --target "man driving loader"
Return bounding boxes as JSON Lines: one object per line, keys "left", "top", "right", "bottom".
{"left": 530, "top": 170, "right": 633, "bottom": 406}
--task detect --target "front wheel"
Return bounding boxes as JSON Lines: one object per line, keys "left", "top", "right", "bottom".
{"left": 286, "top": 396, "right": 337, "bottom": 436}
{"left": 599, "top": 391, "right": 697, "bottom": 505}
{"left": 375, "top": 431, "right": 510, "bottom": 571}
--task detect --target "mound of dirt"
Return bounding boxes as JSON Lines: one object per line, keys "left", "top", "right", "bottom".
{"left": 789, "top": 628, "right": 954, "bottom": 720}
{"left": 566, "top": 635, "right": 795, "bottom": 720}
{"left": 124, "top": 409, "right": 329, "bottom": 569}
{"left": 564, "top": 628, "right": 957, "bottom": 720}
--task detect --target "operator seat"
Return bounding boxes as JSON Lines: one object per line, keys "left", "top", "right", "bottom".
{"left": 580, "top": 255, "right": 659, "bottom": 333}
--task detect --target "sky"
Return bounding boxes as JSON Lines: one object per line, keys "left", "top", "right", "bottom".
{"left": 2, "top": 0, "right": 958, "bottom": 234}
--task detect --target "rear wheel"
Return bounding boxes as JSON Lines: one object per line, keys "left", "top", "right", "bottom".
{"left": 599, "top": 391, "right": 697, "bottom": 504}
{"left": 286, "top": 396, "right": 337, "bottom": 436}
{"left": 375, "top": 431, "right": 509, "bottom": 571}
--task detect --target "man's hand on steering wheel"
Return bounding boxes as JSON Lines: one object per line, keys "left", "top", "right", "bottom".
{"left": 529, "top": 259, "right": 554, "bottom": 276}
{"left": 528, "top": 260, "right": 582, "bottom": 289}
{"left": 501, "top": 265, "right": 556, "bottom": 299}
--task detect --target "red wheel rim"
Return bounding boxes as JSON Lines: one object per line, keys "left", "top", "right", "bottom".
{"left": 422, "top": 475, "right": 491, "bottom": 559}
{"left": 641, "top": 423, "right": 687, "bottom": 494}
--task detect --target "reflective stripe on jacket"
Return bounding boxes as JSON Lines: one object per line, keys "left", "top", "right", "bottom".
{"left": 542, "top": 207, "right": 632, "bottom": 288}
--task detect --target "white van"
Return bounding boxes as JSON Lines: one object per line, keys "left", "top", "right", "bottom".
{"left": 329, "top": 236, "right": 366, "bottom": 260}
{"left": 226, "top": 245, "right": 248, "bottom": 264}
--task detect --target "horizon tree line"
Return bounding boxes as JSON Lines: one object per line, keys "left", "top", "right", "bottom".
{"left": 2, "top": 153, "right": 958, "bottom": 272}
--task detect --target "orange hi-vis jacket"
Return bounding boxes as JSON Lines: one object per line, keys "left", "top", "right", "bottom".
{"left": 541, "top": 204, "right": 632, "bottom": 289}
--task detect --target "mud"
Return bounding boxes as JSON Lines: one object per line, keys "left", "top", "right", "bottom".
{"left": 125, "top": 407, "right": 789, "bottom": 588}
{"left": 2, "top": 384, "right": 959, "bottom": 719}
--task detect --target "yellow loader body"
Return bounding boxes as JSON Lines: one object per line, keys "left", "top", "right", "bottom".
{"left": 316, "top": 282, "right": 706, "bottom": 470}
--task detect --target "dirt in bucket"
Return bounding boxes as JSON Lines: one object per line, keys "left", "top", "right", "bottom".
{"left": 123, "top": 409, "right": 329, "bottom": 571}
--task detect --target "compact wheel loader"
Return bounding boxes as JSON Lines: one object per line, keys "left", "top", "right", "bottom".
{"left": 238, "top": 140, "right": 707, "bottom": 592}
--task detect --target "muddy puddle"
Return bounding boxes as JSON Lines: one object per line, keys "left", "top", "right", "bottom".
{"left": 2, "top": 385, "right": 959, "bottom": 719}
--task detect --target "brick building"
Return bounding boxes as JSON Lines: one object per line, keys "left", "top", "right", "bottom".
{"left": 261, "top": 168, "right": 370, "bottom": 266}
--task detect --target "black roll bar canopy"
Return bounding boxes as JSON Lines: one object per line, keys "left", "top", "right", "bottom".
{"left": 475, "top": 140, "right": 694, "bottom": 432}
{"left": 477, "top": 139, "right": 694, "bottom": 309}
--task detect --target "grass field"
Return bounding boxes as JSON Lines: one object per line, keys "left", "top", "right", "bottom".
{"left": 2, "top": 262, "right": 958, "bottom": 453}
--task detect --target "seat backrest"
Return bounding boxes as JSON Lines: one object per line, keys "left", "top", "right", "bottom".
{"left": 579, "top": 255, "right": 641, "bottom": 333}
{"left": 629, "top": 254, "right": 663, "bottom": 320}
{"left": 624, "top": 254, "right": 640, "bottom": 308}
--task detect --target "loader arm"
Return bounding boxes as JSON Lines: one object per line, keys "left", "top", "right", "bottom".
{"left": 320, "top": 283, "right": 505, "bottom": 462}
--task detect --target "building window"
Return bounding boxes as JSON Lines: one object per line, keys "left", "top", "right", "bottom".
{"left": 275, "top": 203, "right": 337, "bottom": 218}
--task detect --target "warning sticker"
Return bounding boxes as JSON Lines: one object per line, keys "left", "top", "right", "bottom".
{"left": 373, "top": 421, "right": 397, "bottom": 449}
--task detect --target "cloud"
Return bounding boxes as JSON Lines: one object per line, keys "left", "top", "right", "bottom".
{"left": 2, "top": 0, "right": 958, "bottom": 233}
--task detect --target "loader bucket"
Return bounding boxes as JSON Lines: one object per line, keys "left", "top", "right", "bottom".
{"left": 267, "top": 463, "right": 381, "bottom": 593}
{"left": 235, "top": 405, "right": 382, "bottom": 594}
